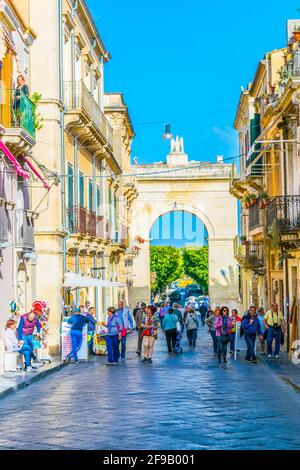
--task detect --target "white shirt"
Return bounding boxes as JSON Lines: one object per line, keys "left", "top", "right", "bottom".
{"left": 4, "top": 329, "right": 19, "bottom": 352}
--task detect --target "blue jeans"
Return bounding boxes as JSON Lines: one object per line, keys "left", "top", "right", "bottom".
{"left": 210, "top": 330, "right": 218, "bottom": 353}
{"left": 187, "top": 328, "right": 197, "bottom": 346}
{"left": 69, "top": 330, "right": 83, "bottom": 362}
{"left": 22, "top": 334, "right": 37, "bottom": 361}
{"left": 18, "top": 344, "right": 32, "bottom": 367}
{"left": 120, "top": 334, "right": 127, "bottom": 359}
{"left": 267, "top": 327, "right": 282, "bottom": 355}
{"left": 244, "top": 332, "right": 256, "bottom": 361}
{"left": 106, "top": 334, "right": 120, "bottom": 363}
{"left": 88, "top": 331, "right": 94, "bottom": 355}
{"left": 217, "top": 336, "right": 229, "bottom": 358}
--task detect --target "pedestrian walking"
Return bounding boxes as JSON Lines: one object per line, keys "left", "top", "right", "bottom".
{"left": 135, "top": 303, "right": 146, "bottom": 356}
{"left": 257, "top": 307, "right": 266, "bottom": 355}
{"left": 17, "top": 305, "right": 42, "bottom": 365}
{"left": 214, "top": 306, "right": 233, "bottom": 363}
{"left": 133, "top": 303, "right": 140, "bottom": 327}
{"left": 206, "top": 306, "right": 213, "bottom": 320}
{"left": 229, "top": 309, "right": 241, "bottom": 355}
{"left": 65, "top": 308, "right": 89, "bottom": 363}
{"left": 116, "top": 300, "right": 134, "bottom": 362}
{"left": 102, "top": 307, "right": 122, "bottom": 366}
{"left": 172, "top": 303, "right": 184, "bottom": 329}
{"left": 241, "top": 306, "right": 263, "bottom": 363}
{"left": 264, "top": 303, "right": 286, "bottom": 359}
{"left": 185, "top": 308, "right": 199, "bottom": 348}
{"left": 4, "top": 319, "right": 34, "bottom": 371}
{"left": 159, "top": 301, "right": 169, "bottom": 328}
{"left": 162, "top": 308, "right": 179, "bottom": 353}
{"left": 205, "top": 306, "right": 220, "bottom": 354}
{"left": 141, "top": 305, "right": 159, "bottom": 363}
{"left": 84, "top": 300, "right": 91, "bottom": 314}
{"left": 85, "top": 306, "right": 97, "bottom": 355}
{"left": 199, "top": 302, "right": 208, "bottom": 325}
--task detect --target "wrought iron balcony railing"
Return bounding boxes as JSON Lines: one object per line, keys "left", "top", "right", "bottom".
{"left": 249, "top": 201, "right": 262, "bottom": 231}
{"left": 63, "top": 81, "right": 113, "bottom": 148}
{"left": 266, "top": 196, "right": 300, "bottom": 233}
{"left": 0, "top": 89, "right": 36, "bottom": 139}
{"left": 234, "top": 236, "right": 264, "bottom": 271}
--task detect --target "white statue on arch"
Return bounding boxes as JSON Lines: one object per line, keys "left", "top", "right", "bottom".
{"left": 170, "top": 136, "right": 185, "bottom": 154}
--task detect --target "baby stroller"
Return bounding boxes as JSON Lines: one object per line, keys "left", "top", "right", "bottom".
{"left": 174, "top": 331, "right": 183, "bottom": 354}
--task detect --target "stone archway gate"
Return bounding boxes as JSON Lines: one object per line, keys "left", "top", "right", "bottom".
{"left": 129, "top": 158, "right": 240, "bottom": 309}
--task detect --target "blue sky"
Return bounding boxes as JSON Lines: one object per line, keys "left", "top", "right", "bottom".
{"left": 88, "top": 0, "right": 299, "bottom": 165}
{"left": 150, "top": 212, "right": 208, "bottom": 248}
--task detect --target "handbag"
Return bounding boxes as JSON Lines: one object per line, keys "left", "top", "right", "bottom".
{"left": 121, "top": 325, "right": 127, "bottom": 337}
{"left": 220, "top": 334, "right": 231, "bottom": 344}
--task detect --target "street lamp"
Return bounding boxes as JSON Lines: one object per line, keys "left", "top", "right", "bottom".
{"left": 162, "top": 123, "right": 173, "bottom": 140}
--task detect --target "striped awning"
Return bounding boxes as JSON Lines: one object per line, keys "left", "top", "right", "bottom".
{"left": 0, "top": 140, "right": 29, "bottom": 179}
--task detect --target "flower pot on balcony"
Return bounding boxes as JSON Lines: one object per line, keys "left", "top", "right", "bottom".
{"left": 293, "top": 30, "right": 300, "bottom": 42}
{"left": 259, "top": 201, "right": 267, "bottom": 209}
{"left": 242, "top": 240, "right": 249, "bottom": 246}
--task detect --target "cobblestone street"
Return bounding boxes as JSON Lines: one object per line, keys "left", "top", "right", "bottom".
{"left": 0, "top": 327, "right": 300, "bottom": 450}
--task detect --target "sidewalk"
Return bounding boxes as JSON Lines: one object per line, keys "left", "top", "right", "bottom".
{"left": 0, "top": 359, "right": 68, "bottom": 400}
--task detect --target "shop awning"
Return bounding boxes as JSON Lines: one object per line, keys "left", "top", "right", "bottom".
{"left": 0, "top": 140, "right": 29, "bottom": 179}
{"left": 63, "top": 272, "right": 126, "bottom": 289}
{"left": 22, "top": 155, "right": 50, "bottom": 190}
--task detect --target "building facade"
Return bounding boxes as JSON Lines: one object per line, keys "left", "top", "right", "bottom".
{"left": 26, "top": 0, "right": 137, "bottom": 355}
{"left": 0, "top": 0, "right": 47, "bottom": 369}
{"left": 231, "top": 21, "right": 300, "bottom": 350}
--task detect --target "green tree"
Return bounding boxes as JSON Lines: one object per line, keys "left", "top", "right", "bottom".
{"left": 150, "top": 246, "right": 183, "bottom": 293}
{"left": 182, "top": 246, "right": 208, "bottom": 293}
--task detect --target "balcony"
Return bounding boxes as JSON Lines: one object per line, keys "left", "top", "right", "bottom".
{"left": 279, "top": 44, "right": 300, "bottom": 95}
{"left": 15, "top": 209, "right": 35, "bottom": 251}
{"left": 229, "top": 163, "right": 264, "bottom": 200}
{"left": 64, "top": 81, "right": 113, "bottom": 158}
{"left": 67, "top": 207, "right": 115, "bottom": 242}
{"left": 234, "top": 236, "right": 264, "bottom": 272}
{"left": 0, "top": 89, "right": 36, "bottom": 154}
{"left": 266, "top": 196, "right": 300, "bottom": 238}
{"left": 67, "top": 206, "right": 87, "bottom": 235}
{"left": 249, "top": 201, "right": 263, "bottom": 232}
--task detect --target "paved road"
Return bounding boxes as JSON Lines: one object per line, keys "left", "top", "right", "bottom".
{"left": 0, "top": 327, "right": 300, "bottom": 450}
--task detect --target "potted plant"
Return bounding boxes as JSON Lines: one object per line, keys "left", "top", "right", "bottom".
{"left": 240, "top": 235, "right": 248, "bottom": 246}
{"left": 259, "top": 191, "right": 269, "bottom": 209}
{"left": 244, "top": 195, "right": 251, "bottom": 209}
{"left": 249, "top": 193, "right": 258, "bottom": 206}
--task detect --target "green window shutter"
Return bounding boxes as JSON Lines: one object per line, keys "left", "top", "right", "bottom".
{"left": 96, "top": 186, "right": 101, "bottom": 215}
{"left": 67, "top": 163, "right": 74, "bottom": 208}
{"left": 79, "top": 172, "right": 84, "bottom": 207}
{"left": 250, "top": 113, "right": 260, "bottom": 146}
{"left": 88, "top": 179, "right": 93, "bottom": 211}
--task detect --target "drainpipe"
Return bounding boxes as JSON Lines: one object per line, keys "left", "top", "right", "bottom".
{"left": 59, "top": 0, "right": 68, "bottom": 295}
{"left": 282, "top": 132, "right": 290, "bottom": 352}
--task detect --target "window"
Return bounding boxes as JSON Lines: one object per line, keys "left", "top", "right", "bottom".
{"left": 88, "top": 179, "right": 93, "bottom": 211}
{"left": 67, "top": 163, "right": 74, "bottom": 208}
{"left": 79, "top": 172, "right": 84, "bottom": 207}
{"left": 67, "top": 163, "right": 74, "bottom": 230}
{"left": 96, "top": 185, "right": 101, "bottom": 215}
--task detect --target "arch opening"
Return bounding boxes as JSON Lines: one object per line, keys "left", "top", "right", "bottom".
{"left": 149, "top": 210, "right": 209, "bottom": 303}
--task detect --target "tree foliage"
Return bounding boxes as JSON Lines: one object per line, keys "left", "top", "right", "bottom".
{"left": 150, "top": 246, "right": 184, "bottom": 293}
{"left": 182, "top": 246, "right": 209, "bottom": 293}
